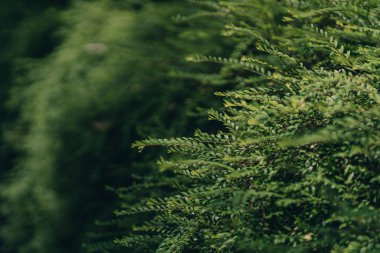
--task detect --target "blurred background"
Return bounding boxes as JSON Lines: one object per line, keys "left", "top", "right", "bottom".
{"left": 0, "top": 0, "right": 229, "bottom": 252}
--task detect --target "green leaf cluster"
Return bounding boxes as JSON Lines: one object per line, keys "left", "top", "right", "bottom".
{"left": 119, "top": 1, "right": 380, "bottom": 252}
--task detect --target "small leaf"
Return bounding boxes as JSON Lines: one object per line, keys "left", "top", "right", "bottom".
{"left": 346, "top": 172, "right": 354, "bottom": 184}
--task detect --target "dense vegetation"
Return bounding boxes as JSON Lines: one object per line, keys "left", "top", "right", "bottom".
{"left": 0, "top": 1, "right": 69, "bottom": 251}
{"left": 0, "top": 0, "right": 68, "bottom": 182}
{"left": 0, "top": 0, "right": 379, "bottom": 253}
{"left": 0, "top": 1, "right": 226, "bottom": 252}
{"left": 117, "top": 0, "right": 380, "bottom": 252}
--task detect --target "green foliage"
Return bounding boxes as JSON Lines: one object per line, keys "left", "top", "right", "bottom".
{"left": 0, "top": 1, "right": 68, "bottom": 251}
{"left": 118, "top": 0, "right": 380, "bottom": 252}
{"left": 1, "top": 0, "right": 227, "bottom": 252}
{"left": 0, "top": 0, "right": 67, "bottom": 180}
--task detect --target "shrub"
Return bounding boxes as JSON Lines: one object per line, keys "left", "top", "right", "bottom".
{"left": 1, "top": 0, "right": 227, "bottom": 252}
{"left": 118, "top": 1, "right": 380, "bottom": 252}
